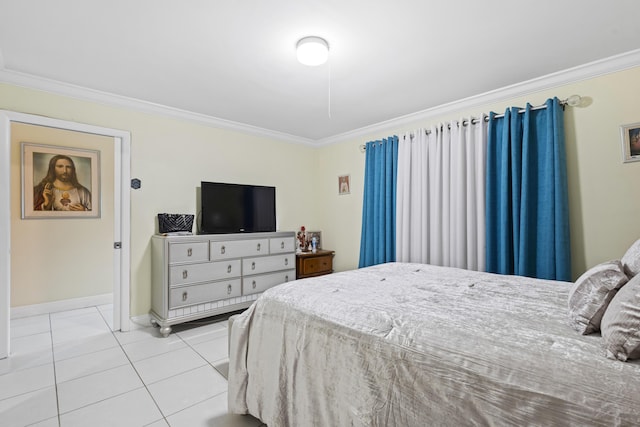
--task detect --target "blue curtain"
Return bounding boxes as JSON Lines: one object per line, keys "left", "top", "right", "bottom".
{"left": 486, "top": 97, "right": 571, "bottom": 281}
{"left": 359, "top": 136, "right": 398, "bottom": 268}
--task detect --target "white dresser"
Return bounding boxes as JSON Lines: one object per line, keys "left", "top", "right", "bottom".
{"left": 151, "top": 231, "right": 295, "bottom": 336}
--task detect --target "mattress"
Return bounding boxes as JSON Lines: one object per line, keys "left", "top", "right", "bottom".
{"left": 228, "top": 262, "right": 640, "bottom": 426}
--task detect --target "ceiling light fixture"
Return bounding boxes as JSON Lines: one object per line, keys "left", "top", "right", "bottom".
{"left": 296, "top": 36, "right": 330, "bottom": 66}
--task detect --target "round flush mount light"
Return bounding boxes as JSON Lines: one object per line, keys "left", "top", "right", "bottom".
{"left": 296, "top": 36, "right": 330, "bottom": 66}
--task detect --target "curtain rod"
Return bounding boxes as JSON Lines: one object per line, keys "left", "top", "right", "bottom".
{"left": 359, "top": 95, "right": 582, "bottom": 151}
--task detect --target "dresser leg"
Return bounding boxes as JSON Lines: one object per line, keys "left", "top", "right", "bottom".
{"left": 160, "top": 325, "right": 172, "bottom": 337}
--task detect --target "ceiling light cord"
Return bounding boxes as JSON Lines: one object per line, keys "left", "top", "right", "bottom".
{"left": 328, "top": 60, "right": 332, "bottom": 119}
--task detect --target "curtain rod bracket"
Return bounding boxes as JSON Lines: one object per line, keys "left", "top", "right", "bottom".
{"left": 564, "top": 94, "right": 582, "bottom": 108}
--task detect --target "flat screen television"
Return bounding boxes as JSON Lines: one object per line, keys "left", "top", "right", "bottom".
{"left": 200, "top": 181, "right": 276, "bottom": 234}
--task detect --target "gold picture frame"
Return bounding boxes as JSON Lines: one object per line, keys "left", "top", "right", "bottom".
{"left": 620, "top": 122, "right": 640, "bottom": 163}
{"left": 22, "top": 142, "right": 100, "bottom": 219}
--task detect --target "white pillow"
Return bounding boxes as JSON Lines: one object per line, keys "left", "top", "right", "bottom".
{"left": 621, "top": 239, "right": 640, "bottom": 277}
{"left": 601, "top": 273, "right": 640, "bottom": 361}
{"left": 567, "top": 260, "right": 628, "bottom": 335}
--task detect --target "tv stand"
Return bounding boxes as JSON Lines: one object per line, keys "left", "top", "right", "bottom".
{"left": 150, "top": 231, "right": 295, "bottom": 336}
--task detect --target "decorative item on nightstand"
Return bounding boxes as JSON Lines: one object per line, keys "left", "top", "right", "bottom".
{"left": 307, "top": 231, "right": 322, "bottom": 250}
{"left": 297, "top": 225, "right": 307, "bottom": 253}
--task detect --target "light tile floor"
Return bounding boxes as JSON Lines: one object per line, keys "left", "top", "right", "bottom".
{"left": 0, "top": 305, "right": 265, "bottom": 427}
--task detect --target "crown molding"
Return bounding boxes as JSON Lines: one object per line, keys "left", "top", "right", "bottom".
{"left": 316, "top": 48, "right": 640, "bottom": 146}
{"left": 1, "top": 49, "right": 639, "bottom": 147}
{"left": 0, "top": 68, "right": 315, "bottom": 146}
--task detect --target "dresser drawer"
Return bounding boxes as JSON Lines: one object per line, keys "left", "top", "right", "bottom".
{"left": 269, "top": 236, "right": 295, "bottom": 254}
{"left": 301, "top": 254, "right": 333, "bottom": 276}
{"left": 168, "top": 242, "right": 209, "bottom": 264}
{"left": 210, "top": 239, "right": 269, "bottom": 260}
{"left": 243, "top": 254, "right": 294, "bottom": 276}
{"left": 169, "top": 259, "right": 241, "bottom": 286}
{"left": 243, "top": 269, "right": 295, "bottom": 295}
{"left": 169, "top": 279, "right": 242, "bottom": 309}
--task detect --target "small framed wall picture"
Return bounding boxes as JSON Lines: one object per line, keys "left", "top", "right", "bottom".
{"left": 338, "top": 174, "right": 350, "bottom": 195}
{"left": 620, "top": 122, "right": 640, "bottom": 163}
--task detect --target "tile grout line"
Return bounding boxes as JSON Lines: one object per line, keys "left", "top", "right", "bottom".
{"left": 143, "top": 326, "right": 234, "bottom": 422}
{"left": 49, "top": 312, "right": 62, "bottom": 427}
{"left": 156, "top": 330, "right": 230, "bottom": 423}
{"left": 57, "top": 386, "right": 150, "bottom": 418}
{"left": 52, "top": 306, "right": 150, "bottom": 422}
{"left": 53, "top": 305, "right": 167, "bottom": 425}
{"left": 177, "top": 326, "right": 231, "bottom": 385}
{"left": 115, "top": 322, "right": 172, "bottom": 426}
{"left": 24, "top": 306, "right": 237, "bottom": 426}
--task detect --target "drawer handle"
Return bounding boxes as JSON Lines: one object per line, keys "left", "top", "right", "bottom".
{"left": 182, "top": 291, "right": 188, "bottom": 301}
{"left": 227, "top": 284, "right": 232, "bottom": 294}
{"left": 187, "top": 248, "right": 192, "bottom": 257}
{"left": 251, "top": 261, "right": 255, "bottom": 270}
{"left": 257, "top": 243, "right": 261, "bottom": 251}
{"left": 221, "top": 245, "right": 225, "bottom": 254}
{"left": 285, "top": 275, "right": 289, "bottom": 282}
{"left": 227, "top": 264, "right": 232, "bottom": 273}
{"left": 252, "top": 280, "right": 257, "bottom": 289}
{"left": 182, "top": 270, "right": 188, "bottom": 279}
{"left": 285, "top": 258, "right": 288, "bottom": 266}
{"left": 281, "top": 241, "right": 285, "bottom": 249}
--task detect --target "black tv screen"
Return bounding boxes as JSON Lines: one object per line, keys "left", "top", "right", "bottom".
{"left": 200, "top": 181, "right": 276, "bottom": 234}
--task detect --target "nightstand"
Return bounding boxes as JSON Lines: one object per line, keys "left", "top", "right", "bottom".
{"left": 295, "top": 249, "right": 335, "bottom": 279}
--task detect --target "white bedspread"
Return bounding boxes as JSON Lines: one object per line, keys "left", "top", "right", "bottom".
{"left": 228, "top": 262, "right": 640, "bottom": 426}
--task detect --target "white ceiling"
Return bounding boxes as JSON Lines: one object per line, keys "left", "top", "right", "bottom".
{"left": 1, "top": 1, "right": 639, "bottom": 144}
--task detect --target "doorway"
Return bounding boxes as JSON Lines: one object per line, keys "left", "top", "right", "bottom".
{"left": 0, "top": 111, "right": 131, "bottom": 359}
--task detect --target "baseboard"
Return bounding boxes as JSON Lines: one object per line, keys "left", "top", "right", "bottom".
{"left": 130, "top": 313, "right": 153, "bottom": 329}
{"left": 10, "top": 293, "right": 113, "bottom": 319}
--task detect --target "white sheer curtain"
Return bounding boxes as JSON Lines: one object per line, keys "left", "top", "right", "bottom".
{"left": 396, "top": 117, "right": 487, "bottom": 270}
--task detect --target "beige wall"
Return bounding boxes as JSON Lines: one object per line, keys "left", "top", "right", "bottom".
{"left": 10, "top": 123, "right": 114, "bottom": 306}
{"left": 1, "top": 83, "right": 321, "bottom": 316}
{"left": 3, "top": 64, "right": 640, "bottom": 316}
{"left": 316, "top": 66, "right": 640, "bottom": 280}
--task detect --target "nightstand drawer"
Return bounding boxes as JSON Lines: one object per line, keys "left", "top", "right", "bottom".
{"left": 301, "top": 254, "right": 333, "bottom": 275}
{"left": 168, "top": 242, "right": 209, "bottom": 264}
{"left": 169, "top": 259, "right": 241, "bottom": 286}
{"left": 169, "top": 279, "right": 242, "bottom": 309}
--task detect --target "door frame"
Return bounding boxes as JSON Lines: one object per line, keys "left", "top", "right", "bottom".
{"left": 0, "top": 111, "right": 131, "bottom": 359}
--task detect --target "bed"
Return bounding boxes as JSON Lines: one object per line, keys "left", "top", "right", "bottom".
{"left": 227, "top": 262, "right": 640, "bottom": 426}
